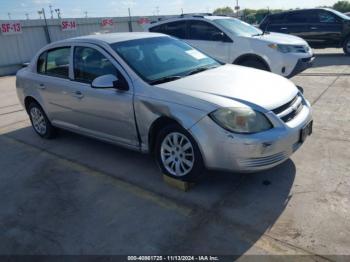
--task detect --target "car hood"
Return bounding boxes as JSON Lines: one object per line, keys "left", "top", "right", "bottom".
{"left": 254, "top": 32, "right": 307, "bottom": 45}
{"left": 156, "top": 64, "right": 298, "bottom": 111}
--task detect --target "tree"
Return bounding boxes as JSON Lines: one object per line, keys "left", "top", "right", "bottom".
{"left": 333, "top": 0, "right": 350, "bottom": 13}
{"left": 213, "top": 6, "right": 234, "bottom": 16}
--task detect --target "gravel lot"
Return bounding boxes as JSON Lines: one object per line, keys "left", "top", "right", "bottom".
{"left": 0, "top": 48, "right": 349, "bottom": 259}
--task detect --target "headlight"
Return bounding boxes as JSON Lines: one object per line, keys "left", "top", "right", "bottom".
{"left": 268, "top": 43, "right": 308, "bottom": 53}
{"left": 210, "top": 107, "right": 272, "bottom": 134}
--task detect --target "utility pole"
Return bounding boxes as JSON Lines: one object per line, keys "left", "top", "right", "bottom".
{"left": 235, "top": 0, "right": 240, "bottom": 18}
{"left": 49, "top": 4, "right": 54, "bottom": 19}
{"left": 155, "top": 6, "right": 159, "bottom": 16}
{"left": 128, "top": 8, "right": 133, "bottom": 32}
{"left": 38, "top": 10, "right": 42, "bottom": 19}
{"left": 181, "top": 8, "right": 184, "bottom": 15}
{"left": 55, "top": 8, "right": 61, "bottom": 19}
{"left": 25, "top": 13, "right": 29, "bottom": 20}
{"left": 84, "top": 11, "right": 88, "bottom": 18}
{"left": 40, "top": 8, "right": 51, "bottom": 43}
{"left": 8, "top": 12, "right": 11, "bottom": 20}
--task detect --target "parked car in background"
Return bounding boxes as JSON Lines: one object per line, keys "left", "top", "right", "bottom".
{"left": 147, "top": 15, "right": 314, "bottom": 78}
{"left": 16, "top": 33, "right": 313, "bottom": 181}
{"left": 260, "top": 8, "right": 350, "bottom": 55}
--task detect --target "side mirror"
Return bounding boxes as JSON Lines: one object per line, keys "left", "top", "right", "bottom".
{"left": 91, "top": 74, "right": 129, "bottom": 91}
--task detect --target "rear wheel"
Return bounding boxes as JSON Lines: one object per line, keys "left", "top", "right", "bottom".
{"left": 155, "top": 124, "right": 204, "bottom": 182}
{"left": 28, "top": 102, "right": 56, "bottom": 139}
{"left": 237, "top": 59, "right": 269, "bottom": 71}
{"left": 343, "top": 37, "right": 350, "bottom": 55}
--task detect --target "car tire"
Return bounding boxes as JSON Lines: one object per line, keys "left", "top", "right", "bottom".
{"left": 28, "top": 102, "right": 56, "bottom": 139}
{"left": 343, "top": 37, "right": 350, "bottom": 56}
{"left": 238, "top": 59, "right": 269, "bottom": 71}
{"left": 155, "top": 124, "right": 204, "bottom": 182}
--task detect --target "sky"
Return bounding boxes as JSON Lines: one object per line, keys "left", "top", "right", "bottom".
{"left": 0, "top": 0, "right": 342, "bottom": 20}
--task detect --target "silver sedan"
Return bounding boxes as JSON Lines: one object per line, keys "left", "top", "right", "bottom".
{"left": 16, "top": 33, "right": 313, "bottom": 181}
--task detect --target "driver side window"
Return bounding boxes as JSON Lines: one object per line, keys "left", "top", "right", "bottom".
{"left": 74, "top": 46, "right": 119, "bottom": 84}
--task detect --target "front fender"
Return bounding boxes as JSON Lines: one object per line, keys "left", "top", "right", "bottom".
{"left": 134, "top": 95, "right": 210, "bottom": 152}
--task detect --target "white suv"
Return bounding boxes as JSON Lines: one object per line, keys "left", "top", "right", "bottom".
{"left": 147, "top": 15, "right": 314, "bottom": 78}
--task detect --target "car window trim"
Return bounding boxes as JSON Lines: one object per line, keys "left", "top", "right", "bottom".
{"left": 37, "top": 51, "right": 48, "bottom": 75}
{"left": 71, "top": 44, "right": 130, "bottom": 90}
{"left": 37, "top": 46, "right": 72, "bottom": 80}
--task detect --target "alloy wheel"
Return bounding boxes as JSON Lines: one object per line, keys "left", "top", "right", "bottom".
{"left": 160, "top": 132, "right": 194, "bottom": 177}
{"left": 30, "top": 107, "right": 47, "bottom": 135}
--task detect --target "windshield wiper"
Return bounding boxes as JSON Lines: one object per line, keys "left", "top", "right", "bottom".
{"left": 185, "top": 65, "right": 219, "bottom": 76}
{"left": 149, "top": 75, "right": 182, "bottom": 85}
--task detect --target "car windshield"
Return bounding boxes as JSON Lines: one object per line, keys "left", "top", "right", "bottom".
{"left": 214, "top": 18, "right": 264, "bottom": 37}
{"left": 110, "top": 36, "right": 220, "bottom": 84}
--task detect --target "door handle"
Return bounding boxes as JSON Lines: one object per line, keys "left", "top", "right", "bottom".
{"left": 38, "top": 83, "right": 46, "bottom": 90}
{"left": 281, "top": 27, "right": 288, "bottom": 30}
{"left": 73, "top": 91, "right": 84, "bottom": 99}
{"left": 310, "top": 27, "right": 318, "bottom": 30}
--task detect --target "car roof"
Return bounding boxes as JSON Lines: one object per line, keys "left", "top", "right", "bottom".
{"left": 58, "top": 32, "right": 166, "bottom": 45}
{"left": 147, "top": 15, "right": 233, "bottom": 28}
{"left": 268, "top": 8, "right": 332, "bottom": 16}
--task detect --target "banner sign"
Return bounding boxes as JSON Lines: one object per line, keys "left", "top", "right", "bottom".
{"left": 101, "top": 18, "right": 114, "bottom": 28}
{"left": 61, "top": 20, "right": 77, "bottom": 31}
{"left": 1, "top": 22, "right": 22, "bottom": 35}
{"left": 137, "top": 17, "right": 150, "bottom": 25}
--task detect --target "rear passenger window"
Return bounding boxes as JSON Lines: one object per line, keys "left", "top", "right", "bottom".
{"left": 46, "top": 47, "right": 70, "bottom": 78}
{"left": 149, "top": 24, "right": 166, "bottom": 34}
{"left": 189, "top": 21, "right": 225, "bottom": 41}
{"left": 74, "top": 46, "right": 119, "bottom": 84}
{"left": 37, "top": 52, "right": 47, "bottom": 74}
{"left": 286, "top": 12, "right": 307, "bottom": 23}
{"left": 163, "top": 21, "right": 187, "bottom": 39}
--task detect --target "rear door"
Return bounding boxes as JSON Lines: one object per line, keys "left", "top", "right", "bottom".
{"left": 35, "top": 46, "right": 78, "bottom": 124}
{"left": 186, "top": 20, "right": 232, "bottom": 63}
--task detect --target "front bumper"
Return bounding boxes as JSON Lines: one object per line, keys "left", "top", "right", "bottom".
{"left": 189, "top": 101, "right": 312, "bottom": 172}
{"left": 287, "top": 56, "right": 315, "bottom": 78}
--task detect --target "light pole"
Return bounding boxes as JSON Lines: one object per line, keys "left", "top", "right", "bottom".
{"left": 38, "top": 10, "right": 42, "bottom": 19}
{"left": 55, "top": 8, "right": 61, "bottom": 19}
{"left": 8, "top": 12, "right": 11, "bottom": 20}
{"left": 25, "top": 13, "right": 29, "bottom": 20}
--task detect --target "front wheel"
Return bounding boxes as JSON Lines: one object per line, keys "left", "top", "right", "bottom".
{"left": 343, "top": 37, "right": 350, "bottom": 56}
{"left": 155, "top": 124, "right": 204, "bottom": 182}
{"left": 28, "top": 102, "right": 56, "bottom": 139}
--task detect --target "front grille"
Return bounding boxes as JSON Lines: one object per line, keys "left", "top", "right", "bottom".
{"left": 272, "top": 94, "right": 304, "bottom": 123}
{"left": 273, "top": 95, "right": 298, "bottom": 115}
{"left": 238, "top": 152, "right": 289, "bottom": 168}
